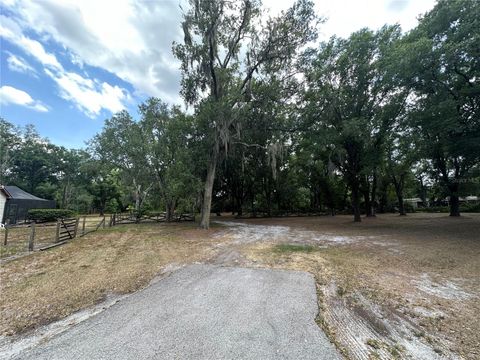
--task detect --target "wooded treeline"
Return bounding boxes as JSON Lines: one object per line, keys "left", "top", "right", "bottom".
{"left": 1, "top": 0, "right": 479, "bottom": 227}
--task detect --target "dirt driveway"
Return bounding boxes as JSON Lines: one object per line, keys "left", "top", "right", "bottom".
{"left": 1, "top": 213, "right": 479, "bottom": 359}
{"left": 210, "top": 213, "right": 480, "bottom": 359}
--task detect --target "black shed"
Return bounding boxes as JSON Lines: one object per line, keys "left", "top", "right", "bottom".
{"left": 0, "top": 185, "right": 56, "bottom": 224}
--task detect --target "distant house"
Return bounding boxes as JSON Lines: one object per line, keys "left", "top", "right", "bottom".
{"left": 461, "top": 196, "right": 479, "bottom": 203}
{"left": 0, "top": 185, "right": 56, "bottom": 224}
{"left": 404, "top": 197, "right": 425, "bottom": 209}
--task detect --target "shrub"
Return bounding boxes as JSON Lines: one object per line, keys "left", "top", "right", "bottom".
{"left": 418, "top": 203, "right": 480, "bottom": 213}
{"left": 28, "top": 209, "right": 75, "bottom": 222}
{"left": 418, "top": 206, "right": 449, "bottom": 213}
{"left": 105, "top": 198, "right": 120, "bottom": 213}
{"left": 403, "top": 202, "right": 416, "bottom": 213}
{"left": 461, "top": 203, "right": 480, "bottom": 213}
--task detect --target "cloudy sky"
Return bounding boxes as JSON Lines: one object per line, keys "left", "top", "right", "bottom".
{"left": 0, "top": 0, "right": 435, "bottom": 148}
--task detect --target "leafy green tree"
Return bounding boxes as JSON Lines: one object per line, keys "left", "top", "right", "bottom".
{"left": 303, "top": 26, "right": 404, "bottom": 221}
{"left": 7, "top": 125, "right": 58, "bottom": 197}
{"left": 88, "top": 168, "right": 122, "bottom": 216}
{"left": 174, "top": 0, "right": 318, "bottom": 228}
{"left": 91, "top": 111, "right": 153, "bottom": 213}
{"left": 385, "top": 130, "right": 418, "bottom": 215}
{"left": 0, "top": 118, "right": 21, "bottom": 184}
{"left": 139, "top": 98, "right": 201, "bottom": 221}
{"left": 399, "top": 0, "right": 480, "bottom": 216}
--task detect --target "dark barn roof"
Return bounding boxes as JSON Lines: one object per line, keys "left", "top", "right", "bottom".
{"left": 1, "top": 185, "right": 56, "bottom": 224}
{"left": 2, "top": 186, "right": 51, "bottom": 201}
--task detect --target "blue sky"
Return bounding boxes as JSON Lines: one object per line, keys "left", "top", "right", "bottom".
{"left": 1, "top": 36, "right": 139, "bottom": 148}
{"left": 0, "top": 0, "right": 435, "bottom": 149}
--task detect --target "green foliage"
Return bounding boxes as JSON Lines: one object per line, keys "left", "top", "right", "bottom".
{"left": 398, "top": 0, "right": 480, "bottom": 216}
{"left": 461, "top": 203, "right": 480, "bottom": 213}
{"left": 105, "top": 198, "right": 120, "bottom": 214}
{"left": 28, "top": 209, "right": 75, "bottom": 222}
{"left": 1, "top": 0, "right": 478, "bottom": 224}
{"left": 419, "top": 206, "right": 450, "bottom": 213}
{"left": 418, "top": 203, "right": 480, "bottom": 213}
{"left": 302, "top": 26, "right": 406, "bottom": 220}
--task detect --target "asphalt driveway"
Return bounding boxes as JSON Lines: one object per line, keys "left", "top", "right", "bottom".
{"left": 14, "top": 264, "right": 341, "bottom": 359}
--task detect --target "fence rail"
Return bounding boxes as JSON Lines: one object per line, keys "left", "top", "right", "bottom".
{"left": 2, "top": 216, "right": 105, "bottom": 257}
{"left": 1, "top": 212, "right": 195, "bottom": 259}
{"left": 112, "top": 212, "right": 195, "bottom": 225}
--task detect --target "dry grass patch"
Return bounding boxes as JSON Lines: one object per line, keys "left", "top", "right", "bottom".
{"left": 237, "top": 214, "right": 480, "bottom": 359}
{"left": 0, "top": 223, "right": 221, "bottom": 336}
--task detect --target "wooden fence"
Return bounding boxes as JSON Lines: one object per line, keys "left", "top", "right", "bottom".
{"left": 2, "top": 216, "right": 106, "bottom": 255}
{"left": 111, "top": 212, "right": 195, "bottom": 225}
{"left": 1, "top": 212, "right": 194, "bottom": 258}
{"left": 79, "top": 215, "right": 106, "bottom": 236}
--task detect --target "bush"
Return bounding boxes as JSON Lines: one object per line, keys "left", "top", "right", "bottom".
{"left": 28, "top": 209, "right": 75, "bottom": 222}
{"left": 461, "top": 202, "right": 480, "bottom": 213}
{"left": 418, "top": 206, "right": 450, "bottom": 213}
{"left": 105, "top": 198, "right": 120, "bottom": 213}
{"left": 418, "top": 203, "right": 480, "bottom": 213}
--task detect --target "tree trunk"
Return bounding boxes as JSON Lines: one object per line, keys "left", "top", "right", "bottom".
{"left": 166, "top": 200, "right": 176, "bottom": 222}
{"left": 133, "top": 178, "right": 142, "bottom": 217}
{"left": 397, "top": 193, "right": 406, "bottom": 216}
{"left": 391, "top": 173, "right": 406, "bottom": 216}
{"left": 99, "top": 202, "right": 105, "bottom": 216}
{"left": 417, "top": 176, "right": 427, "bottom": 205}
{"left": 449, "top": 194, "right": 460, "bottom": 217}
{"left": 264, "top": 179, "right": 272, "bottom": 217}
{"left": 362, "top": 176, "right": 374, "bottom": 217}
{"left": 199, "top": 152, "right": 218, "bottom": 229}
{"left": 364, "top": 190, "right": 373, "bottom": 217}
{"left": 62, "top": 182, "right": 68, "bottom": 209}
{"left": 251, "top": 191, "right": 257, "bottom": 218}
{"left": 352, "top": 182, "right": 361, "bottom": 222}
{"left": 378, "top": 181, "right": 388, "bottom": 214}
{"left": 236, "top": 194, "right": 243, "bottom": 216}
{"left": 134, "top": 188, "right": 141, "bottom": 213}
{"left": 370, "top": 171, "right": 377, "bottom": 217}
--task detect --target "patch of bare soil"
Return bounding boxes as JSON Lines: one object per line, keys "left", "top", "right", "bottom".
{"left": 216, "top": 214, "right": 480, "bottom": 359}
{"left": 1, "top": 214, "right": 478, "bottom": 360}
{"left": 0, "top": 223, "right": 225, "bottom": 337}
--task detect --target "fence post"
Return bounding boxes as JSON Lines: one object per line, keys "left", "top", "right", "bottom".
{"left": 113, "top": 213, "right": 116, "bottom": 226}
{"left": 82, "top": 216, "right": 86, "bottom": 235}
{"left": 29, "top": 222, "right": 35, "bottom": 251}
{"left": 55, "top": 220, "right": 61, "bottom": 243}
{"left": 3, "top": 219, "right": 9, "bottom": 245}
{"left": 102, "top": 215, "right": 106, "bottom": 229}
{"left": 74, "top": 218, "right": 80, "bottom": 238}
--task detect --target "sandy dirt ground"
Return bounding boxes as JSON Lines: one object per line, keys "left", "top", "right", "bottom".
{"left": 1, "top": 213, "right": 479, "bottom": 359}
{"left": 209, "top": 213, "right": 480, "bottom": 360}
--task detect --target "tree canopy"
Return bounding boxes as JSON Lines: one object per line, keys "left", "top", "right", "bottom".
{"left": 1, "top": 0, "right": 479, "bottom": 224}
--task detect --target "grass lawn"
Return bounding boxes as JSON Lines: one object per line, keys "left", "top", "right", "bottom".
{"left": 0, "top": 222, "right": 221, "bottom": 336}
{"left": 237, "top": 213, "right": 480, "bottom": 359}
{"left": 1, "top": 213, "right": 479, "bottom": 359}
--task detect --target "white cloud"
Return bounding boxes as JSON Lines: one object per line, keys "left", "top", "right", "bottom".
{"left": 4, "top": 0, "right": 183, "bottom": 103}
{"left": 6, "top": 52, "right": 38, "bottom": 76}
{"left": 0, "top": 85, "right": 49, "bottom": 112}
{"left": 45, "top": 69, "right": 129, "bottom": 118}
{"left": 1, "top": 15, "right": 130, "bottom": 118}
{"left": 1, "top": 0, "right": 436, "bottom": 108}
{"left": 1, "top": 15, "right": 63, "bottom": 70}
{"left": 263, "top": 0, "right": 436, "bottom": 40}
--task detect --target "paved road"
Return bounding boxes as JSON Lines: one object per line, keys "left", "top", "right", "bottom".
{"left": 15, "top": 265, "right": 341, "bottom": 360}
